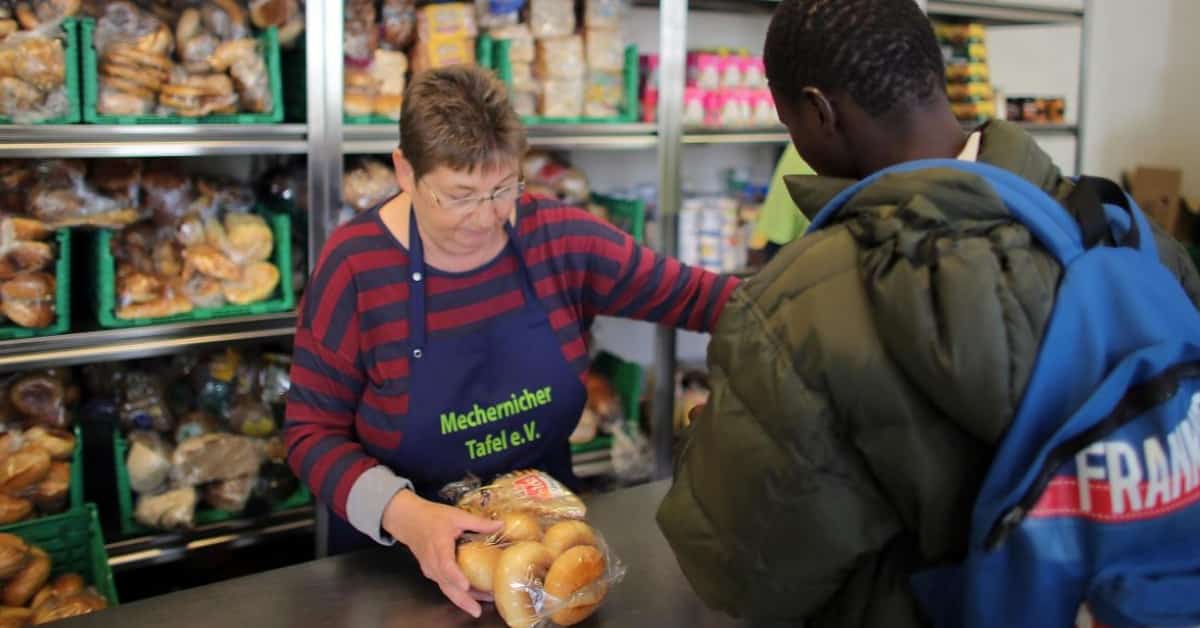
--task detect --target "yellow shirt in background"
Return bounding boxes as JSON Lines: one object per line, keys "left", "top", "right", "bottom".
{"left": 755, "top": 143, "right": 815, "bottom": 246}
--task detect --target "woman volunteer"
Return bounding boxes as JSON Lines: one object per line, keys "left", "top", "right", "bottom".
{"left": 283, "top": 66, "right": 738, "bottom": 617}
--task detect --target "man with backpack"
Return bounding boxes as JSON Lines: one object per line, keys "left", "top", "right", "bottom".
{"left": 657, "top": 0, "right": 1200, "bottom": 626}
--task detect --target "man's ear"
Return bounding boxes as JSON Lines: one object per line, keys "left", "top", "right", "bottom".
{"left": 392, "top": 148, "right": 416, "bottom": 193}
{"left": 802, "top": 87, "right": 838, "bottom": 136}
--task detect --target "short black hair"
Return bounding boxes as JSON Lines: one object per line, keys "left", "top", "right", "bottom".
{"left": 764, "top": 0, "right": 946, "bottom": 117}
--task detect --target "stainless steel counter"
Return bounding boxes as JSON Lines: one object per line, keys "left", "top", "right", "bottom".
{"left": 64, "top": 481, "right": 743, "bottom": 627}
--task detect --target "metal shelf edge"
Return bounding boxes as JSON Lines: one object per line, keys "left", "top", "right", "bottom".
{"left": 927, "top": 0, "right": 1083, "bottom": 24}
{"left": 0, "top": 125, "right": 309, "bottom": 158}
{"left": 0, "top": 313, "right": 297, "bottom": 371}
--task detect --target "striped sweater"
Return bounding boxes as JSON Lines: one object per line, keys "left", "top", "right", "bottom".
{"left": 284, "top": 194, "right": 738, "bottom": 543}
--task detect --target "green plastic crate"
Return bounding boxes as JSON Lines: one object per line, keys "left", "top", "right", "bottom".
{"left": 492, "top": 38, "right": 639, "bottom": 125}
{"left": 0, "top": 505, "right": 119, "bottom": 606}
{"left": 571, "top": 351, "right": 643, "bottom": 455}
{"left": 0, "top": 229, "right": 72, "bottom": 340}
{"left": 592, "top": 193, "right": 645, "bottom": 244}
{"left": 0, "top": 18, "right": 82, "bottom": 124}
{"left": 81, "top": 19, "right": 284, "bottom": 124}
{"left": 113, "top": 430, "right": 312, "bottom": 537}
{"left": 94, "top": 211, "right": 295, "bottom": 329}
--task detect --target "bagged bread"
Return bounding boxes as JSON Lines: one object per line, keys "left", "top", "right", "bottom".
{"left": 447, "top": 471, "right": 625, "bottom": 628}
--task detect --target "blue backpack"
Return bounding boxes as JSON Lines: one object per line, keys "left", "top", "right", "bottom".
{"left": 808, "top": 159, "right": 1200, "bottom": 628}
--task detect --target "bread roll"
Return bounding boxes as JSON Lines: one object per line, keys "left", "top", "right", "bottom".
{"left": 544, "top": 545, "right": 606, "bottom": 626}
{"left": 492, "top": 542, "right": 554, "bottom": 628}
{"left": 456, "top": 541, "right": 502, "bottom": 593}
{"left": 3, "top": 548, "right": 49, "bottom": 607}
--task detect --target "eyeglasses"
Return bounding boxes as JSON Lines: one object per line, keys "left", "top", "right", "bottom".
{"left": 422, "top": 180, "right": 526, "bottom": 215}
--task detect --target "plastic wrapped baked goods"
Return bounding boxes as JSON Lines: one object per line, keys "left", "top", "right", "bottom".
{"left": 370, "top": 49, "right": 407, "bottom": 96}
{"left": 31, "top": 460, "right": 69, "bottom": 514}
{"left": 171, "top": 433, "right": 263, "bottom": 486}
{"left": 22, "top": 427, "right": 73, "bottom": 461}
{"left": 529, "top": 0, "right": 574, "bottom": 39}
{"left": 30, "top": 587, "right": 108, "bottom": 624}
{"left": 539, "top": 80, "right": 583, "bottom": 119}
{"left": 411, "top": 35, "right": 475, "bottom": 73}
{"left": 586, "top": 0, "right": 624, "bottom": 30}
{"left": 342, "top": 158, "right": 398, "bottom": 213}
{"left": 204, "top": 475, "right": 254, "bottom": 512}
{"left": 509, "top": 62, "right": 533, "bottom": 92}
{"left": 0, "top": 22, "right": 68, "bottom": 122}
{"left": 208, "top": 38, "right": 273, "bottom": 114}
{"left": 535, "top": 36, "right": 584, "bottom": 80}
{"left": 448, "top": 471, "right": 625, "bottom": 628}
{"left": 125, "top": 430, "right": 172, "bottom": 494}
{"left": 134, "top": 486, "right": 196, "bottom": 530}
{"left": 227, "top": 393, "right": 275, "bottom": 437}
{"left": 585, "top": 29, "right": 623, "bottom": 72}
{"left": 343, "top": 0, "right": 377, "bottom": 63}
{"left": 8, "top": 372, "right": 68, "bottom": 429}
{"left": 416, "top": 3, "right": 476, "bottom": 41}
{"left": 490, "top": 23, "right": 533, "bottom": 64}
{"left": 118, "top": 371, "right": 173, "bottom": 433}
{"left": 511, "top": 89, "right": 536, "bottom": 118}
{"left": 380, "top": 0, "right": 416, "bottom": 50}
{"left": 585, "top": 70, "right": 622, "bottom": 118}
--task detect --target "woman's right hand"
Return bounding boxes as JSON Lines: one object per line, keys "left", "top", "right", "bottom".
{"left": 382, "top": 489, "right": 503, "bottom": 618}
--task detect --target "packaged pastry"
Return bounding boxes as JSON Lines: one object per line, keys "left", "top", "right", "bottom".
{"left": 539, "top": 79, "right": 583, "bottom": 119}
{"left": 342, "top": 158, "right": 399, "bottom": 213}
{"left": 171, "top": 433, "right": 263, "bottom": 486}
{"left": 511, "top": 89, "right": 536, "bottom": 118}
{"left": 510, "top": 62, "right": 534, "bottom": 92}
{"left": 446, "top": 471, "right": 626, "bottom": 628}
{"left": 370, "top": 49, "right": 408, "bottom": 96}
{"left": 416, "top": 3, "right": 477, "bottom": 41}
{"left": 125, "top": 430, "right": 172, "bottom": 494}
{"left": 343, "top": 0, "right": 378, "bottom": 63}
{"left": 585, "top": 29, "right": 624, "bottom": 73}
{"left": 134, "top": 486, "right": 196, "bottom": 530}
{"left": 535, "top": 36, "right": 584, "bottom": 81}
{"left": 0, "top": 273, "right": 54, "bottom": 329}
{"left": 529, "top": 0, "right": 574, "bottom": 39}
{"left": 476, "top": 0, "right": 523, "bottom": 29}
{"left": 381, "top": 0, "right": 416, "bottom": 50}
{"left": 205, "top": 475, "right": 255, "bottom": 512}
{"left": 586, "top": 0, "right": 624, "bottom": 30}
{"left": 584, "top": 70, "right": 622, "bottom": 118}
{"left": 411, "top": 35, "right": 475, "bottom": 73}
{"left": 0, "top": 24, "right": 68, "bottom": 122}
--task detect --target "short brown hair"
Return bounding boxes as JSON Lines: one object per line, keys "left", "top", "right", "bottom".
{"left": 399, "top": 66, "right": 527, "bottom": 180}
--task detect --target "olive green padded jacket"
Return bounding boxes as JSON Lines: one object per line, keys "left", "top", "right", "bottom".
{"left": 656, "top": 120, "right": 1200, "bottom": 628}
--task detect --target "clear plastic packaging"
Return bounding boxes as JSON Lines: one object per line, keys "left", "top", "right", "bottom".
{"left": 381, "top": 0, "right": 416, "bottom": 50}
{"left": 170, "top": 433, "right": 264, "bottom": 486}
{"left": 447, "top": 470, "right": 626, "bottom": 628}
{"left": 371, "top": 49, "right": 407, "bottom": 96}
{"left": 529, "top": 0, "right": 574, "bottom": 39}
{"left": 490, "top": 23, "right": 533, "bottom": 64}
{"left": 118, "top": 371, "right": 174, "bottom": 433}
{"left": 204, "top": 474, "right": 255, "bottom": 511}
{"left": 585, "top": 29, "right": 623, "bottom": 73}
{"left": 125, "top": 430, "right": 173, "bottom": 494}
{"left": 539, "top": 79, "right": 583, "bottom": 119}
{"left": 134, "top": 485, "right": 196, "bottom": 530}
{"left": 584, "top": 70, "right": 622, "bottom": 118}
{"left": 535, "top": 36, "right": 584, "bottom": 80}
{"left": 585, "top": 0, "right": 624, "bottom": 31}
{"left": 511, "top": 89, "right": 537, "bottom": 118}
{"left": 416, "top": 2, "right": 477, "bottom": 41}
{"left": 343, "top": 0, "right": 378, "bottom": 63}
{"left": 342, "top": 157, "right": 399, "bottom": 213}
{"left": 510, "top": 62, "right": 534, "bottom": 92}
{"left": 0, "top": 20, "right": 68, "bottom": 122}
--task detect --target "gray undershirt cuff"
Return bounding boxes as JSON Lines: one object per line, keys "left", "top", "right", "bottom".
{"left": 346, "top": 465, "right": 413, "bottom": 545}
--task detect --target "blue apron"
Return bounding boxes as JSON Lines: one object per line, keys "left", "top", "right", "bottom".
{"left": 326, "top": 209, "right": 588, "bottom": 555}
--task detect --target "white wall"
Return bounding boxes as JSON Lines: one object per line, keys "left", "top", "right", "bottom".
{"left": 1080, "top": 0, "right": 1200, "bottom": 198}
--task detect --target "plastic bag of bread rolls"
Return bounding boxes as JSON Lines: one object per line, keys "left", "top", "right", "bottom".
{"left": 447, "top": 470, "right": 626, "bottom": 628}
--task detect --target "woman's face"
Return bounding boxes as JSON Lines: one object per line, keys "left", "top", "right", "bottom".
{"left": 393, "top": 149, "right": 521, "bottom": 257}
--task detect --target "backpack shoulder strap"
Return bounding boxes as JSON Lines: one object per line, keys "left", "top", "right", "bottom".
{"left": 805, "top": 159, "right": 1159, "bottom": 267}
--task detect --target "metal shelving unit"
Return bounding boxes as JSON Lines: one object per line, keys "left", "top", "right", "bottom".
{"left": 0, "top": 124, "right": 308, "bottom": 158}
{"left": 2, "top": 0, "right": 1092, "bottom": 570}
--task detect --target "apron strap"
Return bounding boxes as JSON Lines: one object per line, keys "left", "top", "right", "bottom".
{"left": 406, "top": 206, "right": 546, "bottom": 359}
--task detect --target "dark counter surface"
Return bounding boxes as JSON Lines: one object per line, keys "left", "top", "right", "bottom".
{"left": 64, "top": 480, "right": 744, "bottom": 627}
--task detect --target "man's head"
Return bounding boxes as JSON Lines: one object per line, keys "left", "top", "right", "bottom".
{"left": 764, "top": 0, "right": 953, "bottom": 179}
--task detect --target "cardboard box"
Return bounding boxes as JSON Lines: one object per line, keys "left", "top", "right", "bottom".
{"left": 1125, "top": 166, "right": 1197, "bottom": 243}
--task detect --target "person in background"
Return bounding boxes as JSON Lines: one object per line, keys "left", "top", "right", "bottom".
{"left": 755, "top": 143, "right": 814, "bottom": 261}
{"left": 285, "top": 66, "right": 737, "bottom": 619}
{"left": 657, "top": 0, "right": 1200, "bottom": 626}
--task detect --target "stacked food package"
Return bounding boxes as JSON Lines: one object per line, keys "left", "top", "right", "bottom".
{"left": 936, "top": 22, "right": 996, "bottom": 123}
{"left": 0, "top": 371, "right": 79, "bottom": 526}
{"left": 339, "top": 157, "right": 399, "bottom": 225}
{"left": 0, "top": 7, "right": 71, "bottom": 123}
{"left": 91, "top": 1, "right": 278, "bottom": 118}
{"left": 678, "top": 49, "right": 773, "bottom": 128}
{"left": 475, "top": 0, "right": 627, "bottom": 119}
{"left": 344, "top": 0, "right": 419, "bottom": 120}
{"left": 0, "top": 534, "right": 107, "bottom": 624}
{"left": 0, "top": 210, "right": 59, "bottom": 330}
{"left": 103, "top": 348, "right": 302, "bottom": 531}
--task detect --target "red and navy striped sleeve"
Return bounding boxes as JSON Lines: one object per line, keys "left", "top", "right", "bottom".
{"left": 284, "top": 219, "right": 386, "bottom": 523}
{"left": 519, "top": 197, "right": 739, "bottom": 333}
